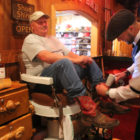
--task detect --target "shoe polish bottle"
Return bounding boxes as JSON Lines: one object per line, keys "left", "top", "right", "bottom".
{"left": 0, "top": 54, "right": 6, "bottom": 79}
{"left": 106, "top": 74, "right": 115, "bottom": 87}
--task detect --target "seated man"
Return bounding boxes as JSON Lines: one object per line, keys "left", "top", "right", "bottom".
{"left": 22, "top": 11, "right": 127, "bottom": 128}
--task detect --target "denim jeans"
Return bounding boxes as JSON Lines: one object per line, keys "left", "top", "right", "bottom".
{"left": 41, "top": 58, "right": 104, "bottom": 98}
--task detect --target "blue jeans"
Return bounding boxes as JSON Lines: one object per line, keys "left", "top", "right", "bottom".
{"left": 41, "top": 58, "right": 104, "bottom": 98}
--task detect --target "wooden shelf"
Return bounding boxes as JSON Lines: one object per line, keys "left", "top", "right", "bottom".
{"left": 103, "top": 56, "right": 132, "bottom": 62}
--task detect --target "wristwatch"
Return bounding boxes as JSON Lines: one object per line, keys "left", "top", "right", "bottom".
{"left": 125, "top": 71, "right": 131, "bottom": 77}
{"left": 106, "top": 90, "right": 109, "bottom": 96}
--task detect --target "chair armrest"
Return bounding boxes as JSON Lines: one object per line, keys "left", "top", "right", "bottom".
{"left": 20, "top": 73, "right": 53, "bottom": 85}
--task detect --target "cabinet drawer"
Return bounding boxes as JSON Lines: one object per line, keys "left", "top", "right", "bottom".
{"left": 0, "top": 88, "right": 29, "bottom": 125}
{"left": 0, "top": 113, "right": 33, "bottom": 140}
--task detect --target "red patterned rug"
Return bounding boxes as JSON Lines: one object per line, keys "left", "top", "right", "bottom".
{"left": 113, "top": 107, "right": 139, "bottom": 140}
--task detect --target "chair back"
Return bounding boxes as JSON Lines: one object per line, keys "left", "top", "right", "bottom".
{"left": 18, "top": 53, "right": 26, "bottom": 74}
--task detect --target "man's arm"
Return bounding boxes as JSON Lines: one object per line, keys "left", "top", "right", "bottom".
{"left": 37, "top": 50, "right": 67, "bottom": 64}
{"left": 68, "top": 52, "right": 93, "bottom": 66}
{"left": 37, "top": 50, "right": 93, "bottom": 66}
{"left": 114, "top": 64, "right": 134, "bottom": 83}
{"left": 96, "top": 83, "right": 139, "bottom": 103}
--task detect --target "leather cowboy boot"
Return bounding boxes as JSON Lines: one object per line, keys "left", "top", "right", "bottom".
{"left": 76, "top": 96, "right": 120, "bottom": 128}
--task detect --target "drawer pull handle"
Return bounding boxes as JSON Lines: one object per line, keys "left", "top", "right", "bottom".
{"left": 0, "top": 100, "right": 20, "bottom": 113}
{"left": 0, "top": 126, "right": 25, "bottom": 140}
{"left": 0, "top": 106, "right": 7, "bottom": 113}
{"left": 5, "top": 100, "right": 20, "bottom": 112}
{"left": 29, "top": 101, "right": 35, "bottom": 114}
{"left": 5, "top": 100, "right": 20, "bottom": 113}
{"left": 15, "top": 126, "right": 25, "bottom": 139}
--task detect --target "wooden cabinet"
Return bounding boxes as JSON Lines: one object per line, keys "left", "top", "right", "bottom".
{"left": 0, "top": 81, "right": 33, "bottom": 140}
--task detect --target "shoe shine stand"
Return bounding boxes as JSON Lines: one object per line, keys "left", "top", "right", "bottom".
{"left": 103, "top": 74, "right": 116, "bottom": 140}
{"left": 89, "top": 74, "right": 116, "bottom": 140}
{"left": 30, "top": 101, "right": 81, "bottom": 140}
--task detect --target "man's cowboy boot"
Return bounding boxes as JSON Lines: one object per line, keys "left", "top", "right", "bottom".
{"left": 77, "top": 96, "right": 120, "bottom": 128}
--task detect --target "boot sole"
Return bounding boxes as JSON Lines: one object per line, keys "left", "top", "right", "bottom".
{"left": 82, "top": 117, "right": 120, "bottom": 129}
{"left": 100, "top": 108, "right": 131, "bottom": 115}
{"left": 92, "top": 120, "right": 120, "bottom": 129}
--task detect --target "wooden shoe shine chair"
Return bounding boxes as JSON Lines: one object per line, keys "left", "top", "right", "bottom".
{"left": 18, "top": 53, "right": 88, "bottom": 140}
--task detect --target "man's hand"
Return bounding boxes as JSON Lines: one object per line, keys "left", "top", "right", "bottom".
{"left": 115, "top": 71, "right": 126, "bottom": 83}
{"left": 96, "top": 83, "right": 109, "bottom": 96}
{"left": 78, "top": 55, "right": 93, "bottom": 68}
{"left": 80, "top": 55, "right": 93, "bottom": 64}
{"left": 67, "top": 52, "right": 93, "bottom": 67}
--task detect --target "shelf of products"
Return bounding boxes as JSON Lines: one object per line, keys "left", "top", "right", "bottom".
{"left": 56, "top": 28, "right": 91, "bottom": 56}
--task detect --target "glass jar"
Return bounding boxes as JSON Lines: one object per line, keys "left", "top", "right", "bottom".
{"left": 0, "top": 54, "right": 5, "bottom": 79}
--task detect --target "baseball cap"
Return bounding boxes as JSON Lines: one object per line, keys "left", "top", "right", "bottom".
{"left": 129, "top": 77, "right": 140, "bottom": 94}
{"left": 29, "top": 11, "right": 49, "bottom": 23}
{"left": 106, "top": 9, "right": 135, "bottom": 41}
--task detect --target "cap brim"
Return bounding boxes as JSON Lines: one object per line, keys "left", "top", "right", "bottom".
{"left": 43, "top": 14, "right": 50, "bottom": 19}
{"left": 106, "top": 31, "right": 121, "bottom": 41}
{"left": 29, "top": 13, "right": 50, "bottom": 23}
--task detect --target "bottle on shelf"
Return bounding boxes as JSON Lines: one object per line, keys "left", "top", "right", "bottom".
{"left": 56, "top": 25, "right": 91, "bottom": 56}
{"left": 0, "top": 54, "right": 6, "bottom": 79}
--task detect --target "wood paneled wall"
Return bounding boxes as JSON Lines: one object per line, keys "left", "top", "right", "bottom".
{"left": 0, "top": 0, "right": 24, "bottom": 50}
{"left": 0, "top": 0, "right": 24, "bottom": 80}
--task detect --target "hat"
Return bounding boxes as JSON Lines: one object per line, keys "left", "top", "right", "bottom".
{"left": 129, "top": 77, "right": 140, "bottom": 94}
{"left": 29, "top": 11, "right": 49, "bottom": 23}
{"left": 106, "top": 9, "right": 135, "bottom": 41}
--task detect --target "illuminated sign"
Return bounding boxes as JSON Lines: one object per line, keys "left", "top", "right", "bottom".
{"left": 11, "top": 0, "right": 34, "bottom": 36}
{"left": 13, "top": 23, "right": 31, "bottom": 36}
{"left": 11, "top": 0, "right": 34, "bottom": 21}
